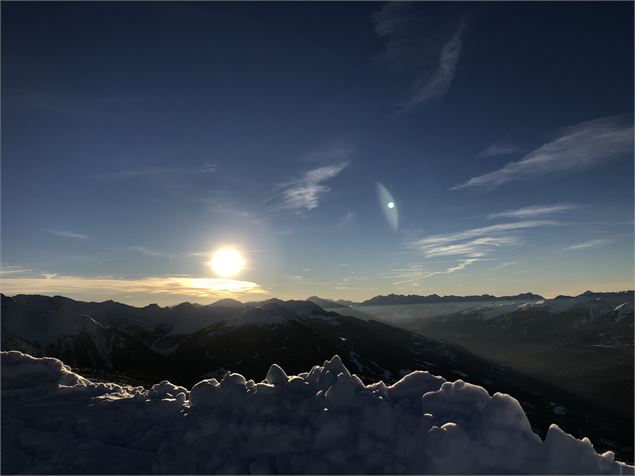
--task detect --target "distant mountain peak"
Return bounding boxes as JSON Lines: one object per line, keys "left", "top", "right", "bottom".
{"left": 572, "top": 290, "right": 634, "bottom": 299}
{"left": 209, "top": 298, "right": 243, "bottom": 308}
{"left": 306, "top": 296, "right": 346, "bottom": 308}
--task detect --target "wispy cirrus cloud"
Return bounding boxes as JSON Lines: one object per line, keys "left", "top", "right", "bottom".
{"left": 278, "top": 162, "right": 349, "bottom": 211}
{"left": 302, "top": 146, "right": 354, "bottom": 164}
{"left": 380, "top": 257, "right": 480, "bottom": 285}
{"left": 422, "top": 236, "right": 520, "bottom": 259}
{"left": 407, "top": 220, "right": 556, "bottom": 277}
{"left": 46, "top": 229, "right": 94, "bottom": 240}
{"left": 127, "top": 246, "right": 168, "bottom": 257}
{"left": 0, "top": 265, "right": 32, "bottom": 275}
{"left": 337, "top": 211, "right": 356, "bottom": 229}
{"left": 379, "top": 264, "right": 428, "bottom": 284}
{"left": 411, "top": 220, "right": 557, "bottom": 251}
{"left": 404, "top": 23, "right": 464, "bottom": 112}
{"left": 93, "top": 163, "right": 216, "bottom": 180}
{"left": 373, "top": 3, "right": 467, "bottom": 113}
{"left": 563, "top": 239, "right": 613, "bottom": 251}
{"left": 452, "top": 116, "right": 634, "bottom": 190}
{"left": 487, "top": 203, "right": 580, "bottom": 220}
{"left": 489, "top": 261, "right": 518, "bottom": 272}
{"left": 477, "top": 142, "right": 523, "bottom": 158}
{"left": 428, "top": 258, "right": 480, "bottom": 277}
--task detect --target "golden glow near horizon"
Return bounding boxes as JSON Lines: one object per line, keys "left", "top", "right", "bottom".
{"left": 208, "top": 247, "right": 246, "bottom": 278}
{"left": 1, "top": 272, "right": 632, "bottom": 307}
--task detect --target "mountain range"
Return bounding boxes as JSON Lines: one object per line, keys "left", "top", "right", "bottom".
{"left": 388, "top": 291, "right": 634, "bottom": 416}
{"left": 0, "top": 291, "right": 632, "bottom": 463}
{"left": 357, "top": 292, "right": 545, "bottom": 306}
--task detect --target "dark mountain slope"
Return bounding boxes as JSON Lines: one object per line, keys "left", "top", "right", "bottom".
{"left": 398, "top": 292, "right": 634, "bottom": 419}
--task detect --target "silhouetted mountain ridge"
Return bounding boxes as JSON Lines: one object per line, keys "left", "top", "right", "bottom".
{"left": 359, "top": 292, "right": 545, "bottom": 306}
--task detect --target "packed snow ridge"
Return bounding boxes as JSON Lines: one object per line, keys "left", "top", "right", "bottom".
{"left": 2, "top": 351, "right": 633, "bottom": 475}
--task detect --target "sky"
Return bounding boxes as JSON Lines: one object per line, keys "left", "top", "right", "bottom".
{"left": 1, "top": 2, "right": 633, "bottom": 306}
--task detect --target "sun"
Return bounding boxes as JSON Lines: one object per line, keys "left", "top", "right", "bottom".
{"left": 208, "top": 247, "right": 245, "bottom": 278}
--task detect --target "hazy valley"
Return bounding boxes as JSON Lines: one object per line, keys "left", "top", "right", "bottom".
{"left": 320, "top": 291, "right": 634, "bottom": 418}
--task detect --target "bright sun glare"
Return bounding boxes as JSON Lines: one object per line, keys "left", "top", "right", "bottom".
{"left": 208, "top": 247, "right": 245, "bottom": 278}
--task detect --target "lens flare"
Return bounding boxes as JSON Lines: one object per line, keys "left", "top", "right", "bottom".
{"left": 376, "top": 182, "right": 399, "bottom": 231}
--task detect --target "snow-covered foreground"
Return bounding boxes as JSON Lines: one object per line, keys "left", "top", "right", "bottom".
{"left": 1, "top": 351, "right": 633, "bottom": 475}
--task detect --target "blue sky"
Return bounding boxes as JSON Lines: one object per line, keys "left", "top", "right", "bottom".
{"left": 1, "top": 2, "right": 633, "bottom": 305}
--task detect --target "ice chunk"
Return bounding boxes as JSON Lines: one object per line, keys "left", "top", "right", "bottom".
{"left": 324, "top": 372, "right": 364, "bottom": 408}
{"left": 387, "top": 370, "right": 445, "bottom": 401}
{"left": 265, "top": 364, "right": 288, "bottom": 386}
{"left": 190, "top": 379, "right": 220, "bottom": 407}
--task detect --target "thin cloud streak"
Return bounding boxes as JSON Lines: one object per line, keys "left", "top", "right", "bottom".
{"left": 411, "top": 220, "right": 557, "bottom": 249}
{"left": 93, "top": 163, "right": 216, "bottom": 180}
{"left": 190, "top": 251, "right": 211, "bottom": 258}
{"left": 564, "top": 239, "right": 613, "bottom": 251}
{"left": 337, "top": 211, "right": 356, "bottom": 229}
{"left": 46, "top": 229, "right": 94, "bottom": 240}
{"left": 399, "top": 21, "right": 465, "bottom": 112}
{"left": 279, "top": 162, "right": 349, "bottom": 211}
{"left": 379, "top": 264, "right": 428, "bottom": 283}
{"left": 0, "top": 266, "right": 32, "bottom": 275}
{"left": 407, "top": 221, "right": 556, "bottom": 275}
{"left": 302, "top": 146, "right": 354, "bottom": 164}
{"left": 127, "top": 246, "right": 168, "bottom": 257}
{"left": 487, "top": 203, "right": 580, "bottom": 220}
{"left": 414, "top": 258, "right": 482, "bottom": 280}
{"left": 373, "top": 3, "right": 467, "bottom": 113}
{"left": 428, "top": 258, "right": 479, "bottom": 277}
{"left": 423, "top": 237, "right": 520, "bottom": 258}
{"left": 452, "top": 116, "right": 634, "bottom": 190}
{"left": 381, "top": 258, "right": 480, "bottom": 284}
{"left": 489, "top": 261, "right": 518, "bottom": 272}
{"left": 477, "top": 143, "right": 523, "bottom": 158}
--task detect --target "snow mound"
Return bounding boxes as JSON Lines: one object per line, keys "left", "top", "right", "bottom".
{"left": 1, "top": 351, "right": 632, "bottom": 475}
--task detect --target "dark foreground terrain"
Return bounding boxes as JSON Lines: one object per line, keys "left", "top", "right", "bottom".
{"left": 1, "top": 293, "right": 633, "bottom": 463}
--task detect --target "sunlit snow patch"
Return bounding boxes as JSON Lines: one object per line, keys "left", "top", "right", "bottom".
{"left": 1, "top": 351, "right": 632, "bottom": 475}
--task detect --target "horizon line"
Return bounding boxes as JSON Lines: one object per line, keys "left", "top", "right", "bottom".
{"left": 2, "top": 289, "right": 632, "bottom": 310}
